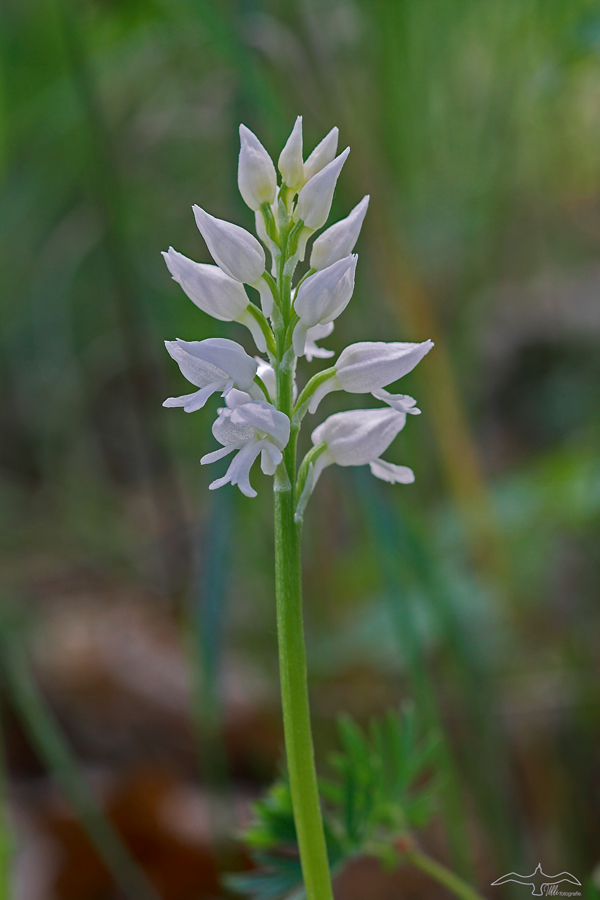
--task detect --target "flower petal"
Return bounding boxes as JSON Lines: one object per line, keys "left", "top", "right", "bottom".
{"left": 296, "top": 147, "right": 350, "bottom": 231}
{"left": 172, "top": 337, "right": 257, "bottom": 390}
{"left": 193, "top": 206, "right": 266, "bottom": 284}
{"left": 369, "top": 459, "right": 415, "bottom": 484}
{"left": 162, "top": 248, "right": 249, "bottom": 321}
{"left": 238, "top": 125, "right": 277, "bottom": 211}
{"left": 335, "top": 340, "right": 434, "bottom": 393}
{"left": 310, "top": 196, "right": 369, "bottom": 271}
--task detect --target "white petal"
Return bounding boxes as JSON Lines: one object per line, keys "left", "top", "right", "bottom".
{"left": 165, "top": 340, "right": 227, "bottom": 388}
{"left": 369, "top": 459, "right": 415, "bottom": 484}
{"left": 210, "top": 439, "right": 265, "bottom": 497}
{"left": 167, "top": 337, "right": 257, "bottom": 390}
{"left": 193, "top": 206, "right": 265, "bottom": 284}
{"left": 371, "top": 389, "right": 421, "bottom": 414}
{"left": 260, "top": 443, "right": 283, "bottom": 476}
{"left": 251, "top": 276, "right": 275, "bottom": 318}
{"left": 255, "top": 357, "right": 276, "bottom": 401}
{"left": 201, "top": 444, "right": 237, "bottom": 465}
{"left": 310, "top": 196, "right": 369, "bottom": 271}
{"left": 238, "top": 125, "right": 277, "bottom": 211}
{"left": 236, "top": 308, "right": 268, "bottom": 353}
{"left": 303, "top": 127, "right": 339, "bottom": 182}
{"left": 296, "top": 147, "right": 350, "bottom": 231}
{"left": 307, "top": 374, "right": 340, "bottom": 414}
{"left": 335, "top": 340, "right": 434, "bottom": 393}
{"left": 311, "top": 407, "right": 408, "bottom": 467}
{"left": 294, "top": 255, "right": 357, "bottom": 328}
{"left": 303, "top": 322, "right": 335, "bottom": 361}
{"left": 163, "top": 384, "right": 223, "bottom": 412}
{"left": 162, "top": 248, "right": 249, "bottom": 321}
{"left": 292, "top": 320, "right": 309, "bottom": 357}
{"left": 229, "top": 400, "right": 290, "bottom": 449}
{"left": 278, "top": 116, "right": 304, "bottom": 190}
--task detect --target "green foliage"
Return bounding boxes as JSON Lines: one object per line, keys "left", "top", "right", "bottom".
{"left": 226, "top": 706, "right": 439, "bottom": 900}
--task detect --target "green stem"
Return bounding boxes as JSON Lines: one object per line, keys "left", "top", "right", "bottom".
{"left": 272, "top": 246, "right": 333, "bottom": 898}
{"left": 1, "top": 638, "right": 161, "bottom": 900}
{"left": 273, "top": 491, "right": 333, "bottom": 900}
{"left": 406, "top": 846, "right": 486, "bottom": 900}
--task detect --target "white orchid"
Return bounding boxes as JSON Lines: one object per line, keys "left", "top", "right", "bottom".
{"left": 278, "top": 116, "right": 304, "bottom": 192}
{"left": 292, "top": 255, "right": 357, "bottom": 356}
{"left": 201, "top": 392, "right": 290, "bottom": 498}
{"left": 310, "top": 407, "right": 415, "bottom": 487}
{"left": 295, "top": 147, "right": 350, "bottom": 231}
{"left": 305, "top": 339, "right": 434, "bottom": 413}
{"left": 310, "top": 196, "right": 370, "bottom": 271}
{"left": 163, "top": 338, "right": 261, "bottom": 412}
{"left": 238, "top": 124, "right": 277, "bottom": 211}
{"left": 303, "top": 127, "right": 339, "bottom": 182}
{"left": 162, "top": 248, "right": 268, "bottom": 352}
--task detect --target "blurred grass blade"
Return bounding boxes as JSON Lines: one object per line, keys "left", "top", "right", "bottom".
{"left": 0, "top": 631, "right": 162, "bottom": 900}
{"left": 0, "top": 717, "right": 12, "bottom": 900}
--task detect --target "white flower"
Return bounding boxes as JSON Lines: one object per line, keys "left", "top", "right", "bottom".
{"left": 310, "top": 407, "right": 415, "bottom": 487}
{"left": 292, "top": 255, "right": 357, "bottom": 355}
{"left": 307, "top": 340, "right": 434, "bottom": 412}
{"left": 192, "top": 206, "right": 274, "bottom": 316}
{"left": 304, "top": 322, "right": 335, "bottom": 362}
{"left": 303, "top": 127, "right": 339, "bottom": 182}
{"left": 163, "top": 338, "right": 259, "bottom": 412}
{"left": 278, "top": 116, "right": 304, "bottom": 191}
{"left": 162, "top": 247, "right": 267, "bottom": 351}
{"left": 238, "top": 124, "right": 277, "bottom": 211}
{"left": 201, "top": 395, "right": 290, "bottom": 498}
{"left": 295, "top": 147, "right": 350, "bottom": 230}
{"left": 193, "top": 206, "right": 265, "bottom": 284}
{"left": 310, "top": 196, "right": 370, "bottom": 271}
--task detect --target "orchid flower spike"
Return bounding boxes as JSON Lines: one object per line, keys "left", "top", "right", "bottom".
{"left": 310, "top": 196, "right": 370, "bottom": 271}
{"left": 201, "top": 393, "right": 290, "bottom": 498}
{"left": 163, "top": 338, "right": 260, "bottom": 412}
{"left": 303, "top": 127, "right": 339, "bottom": 182}
{"left": 162, "top": 248, "right": 267, "bottom": 352}
{"left": 238, "top": 124, "right": 278, "bottom": 211}
{"left": 295, "top": 147, "right": 350, "bottom": 231}
{"left": 307, "top": 339, "right": 434, "bottom": 413}
{"left": 278, "top": 116, "right": 304, "bottom": 192}
{"left": 293, "top": 255, "right": 357, "bottom": 356}
{"left": 309, "top": 407, "right": 415, "bottom": 491}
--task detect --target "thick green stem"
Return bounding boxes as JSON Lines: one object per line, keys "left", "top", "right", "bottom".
{"left": 406, "top": 846, "right": 486, "bottom": 900}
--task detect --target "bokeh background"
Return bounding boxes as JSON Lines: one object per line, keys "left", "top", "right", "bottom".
{"left": 2, "top": 0, "right": 600, "bottom": 898}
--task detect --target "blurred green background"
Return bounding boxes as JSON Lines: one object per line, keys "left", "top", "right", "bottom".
{"left": 1, "top": 0, "right": 600, "bottom": 898}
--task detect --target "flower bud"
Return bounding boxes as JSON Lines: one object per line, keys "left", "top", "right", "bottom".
{"left": 193, "top": 206, "right": 265, "bottom": 284}
{"left": 310, "top": 196, "right": 370, "bottom": 270}
{"left": 295, "top": 147, "right": 350, "bottom": 230}
{"left": 303, "top": 127, "right": 339, "bottom": 182}
{"left": 278, "top": 116, "right": 304, "bottom": 191}
{"left": 292, "top": 254, "right": 357, "bottom": 355}
{"left": 162, "top": 247, "right": 267, "bottom": 351}
{"left": 238, "top": 124, "right": 277, "bottom": 211}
